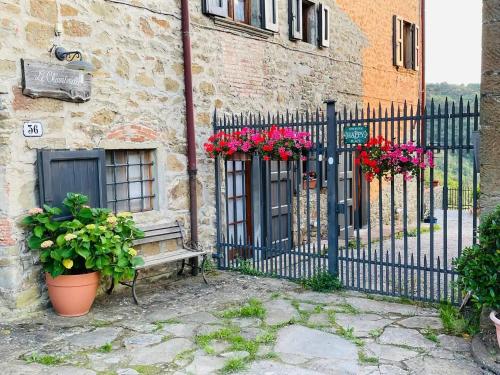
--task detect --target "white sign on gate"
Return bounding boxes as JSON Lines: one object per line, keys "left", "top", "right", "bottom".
{"left": 23, "top": 121, "right": 43, "bottom": 137}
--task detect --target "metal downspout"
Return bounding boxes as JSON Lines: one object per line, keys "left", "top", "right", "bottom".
{"left": 180, "top": 0, "right": 199, "bottom": 254}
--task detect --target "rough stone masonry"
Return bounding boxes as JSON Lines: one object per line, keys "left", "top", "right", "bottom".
{"left": 0, "top": 0, "right": 421, "bottom": 318}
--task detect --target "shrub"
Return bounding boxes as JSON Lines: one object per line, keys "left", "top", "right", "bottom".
{"left": 22, "top": 193, "right": 144, "bottom": 283}
{"left": 300, "top": 271, "right": 343, "bottom": 292}
{"left": 454, "top": 205, "right": 500, "bottom": 310}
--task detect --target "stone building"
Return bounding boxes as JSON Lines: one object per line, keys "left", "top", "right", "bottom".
{"left": 0, "top": 0, "right": 422, "bottom": 317}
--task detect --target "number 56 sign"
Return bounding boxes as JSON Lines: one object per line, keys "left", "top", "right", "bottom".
{"left": 23, "top": 121, "right": 43, "bottom": 137}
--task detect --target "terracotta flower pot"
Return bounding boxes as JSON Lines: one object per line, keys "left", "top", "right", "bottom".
{"left": 303, "top": 178, "right": 317, "bottom": 190}
{"left": 489, "top": 310, "right": 500, "bottom": 348}
{"left": 45, "top": 272, "right": 99, "bottom": 317}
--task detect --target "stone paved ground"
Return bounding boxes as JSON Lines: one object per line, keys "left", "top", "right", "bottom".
{"left": 0, "top": 271, "right": 491, "bottom": 375}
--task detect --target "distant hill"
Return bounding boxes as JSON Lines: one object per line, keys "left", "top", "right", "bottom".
{"left": 425, "top": 83, "right": 479, "bottom": 189}
{"left": 426, "top": 83, "right": 479, "bottom": 107}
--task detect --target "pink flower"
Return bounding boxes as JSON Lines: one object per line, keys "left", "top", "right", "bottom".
{"left": 241, "top": 141, "right": 252, "bottom": 152}
{"left": 28, "top": 208, "right": 43, "bottom": 215}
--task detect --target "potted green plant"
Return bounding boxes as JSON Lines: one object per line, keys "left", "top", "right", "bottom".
{"left": 454, "top": 204, "right": 500, "bottom": 347}
{"left": 22, "top": 193, "right": 144, "bottom": 317}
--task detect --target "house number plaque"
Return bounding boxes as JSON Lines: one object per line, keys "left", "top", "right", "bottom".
{"left": 21, "top": 59, "right": 91, "bottom": 103}
{"left": 23, "top": 121, "right": 43, "bottom": 137}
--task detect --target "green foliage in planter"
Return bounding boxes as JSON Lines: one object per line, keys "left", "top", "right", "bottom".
{"left": 454, "top": 205, "right": 500, "bottom": 310}
{"left": 22, "top": 193, "right": 144, "bottom": 283}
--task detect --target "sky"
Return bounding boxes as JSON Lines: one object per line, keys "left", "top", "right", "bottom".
{"left": 425, "top": 0, "right": 482, "bottom": 84}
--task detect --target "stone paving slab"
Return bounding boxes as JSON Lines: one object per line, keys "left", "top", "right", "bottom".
{"left": 378, "top": 327, "right": 437, "bottom": 350}
{"left": 0, "top": 271, "right": 488, "bottom": 375}
{"left": 398, "top": 316, "right": 444, "bottom": 330}
{"left": 334, "top": 313, "right": 394, "bottom": 337}
{"left": 263, "top": 299, "right": 300, "bottom": 325}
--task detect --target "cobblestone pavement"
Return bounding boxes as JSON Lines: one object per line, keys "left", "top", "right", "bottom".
{"left": 0, "top": 271, "right": 491, "bottom": 375}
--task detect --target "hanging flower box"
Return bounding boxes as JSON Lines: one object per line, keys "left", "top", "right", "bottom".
{"left": 204, "top": 126, "right": 313, "bottom": 161}
{"left": 228, "top": 151, "right": 252, "bottom": 161}
{"left": 354, "top": 136, "right": 434, "bottom": 182}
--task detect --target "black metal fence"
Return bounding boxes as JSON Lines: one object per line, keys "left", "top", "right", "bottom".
{"left": 445, "top": 187, "right": 474, "bottom": 210}
{"left": 213, "top": 110, "right": 329, "bottom": 280}
{"left": 213, "top": 96, "right": 480, "bottom": 305}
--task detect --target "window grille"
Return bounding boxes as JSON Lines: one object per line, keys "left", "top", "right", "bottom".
{"left": 106, "top": 150, "right": 155, "bottom": 213}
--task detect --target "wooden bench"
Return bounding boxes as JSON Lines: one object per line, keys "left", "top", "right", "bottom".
{"left": 107, "top": 221, "right": 208, "bottom": 304}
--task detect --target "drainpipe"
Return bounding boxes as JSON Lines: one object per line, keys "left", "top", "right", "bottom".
{"left": 420, "top": 0, "right": 426, "bottom": 114}
{"left": 180, "top": 0, "right": 199, "bottom": 254}
{"left": 420, "top": 0, "right": 426, "bottom": 218}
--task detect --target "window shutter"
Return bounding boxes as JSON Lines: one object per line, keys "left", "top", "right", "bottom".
{"left": 412, "top": 24, "right": 420, "bottom": 71}
{"left": 289, "top": 0, "right": 302, "bottom": 40}
{"left": 393, "top": 15, "right": 403, "bottom": 67}
{"left": 37, "top": 149, "right": 107, "bottom": 216}
{"left": 202, "top": 0, "right": 228, "bottom": 17}
{"left": 318, "top": 3, "right": 330, "bottom": 48}
{"left": 263, "top": 0, "right": 279, "bottom": 32}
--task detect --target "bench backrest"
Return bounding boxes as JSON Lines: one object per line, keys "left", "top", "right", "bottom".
{"left": 133, "top": 221, "right": 184, "bottom": 246}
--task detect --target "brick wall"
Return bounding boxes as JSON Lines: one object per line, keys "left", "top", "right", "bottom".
{"left": 336, "top": 0, "right": 421, "bottom": 107}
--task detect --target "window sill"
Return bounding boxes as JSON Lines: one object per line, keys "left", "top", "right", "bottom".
{"left": 212, "top": 17, "right": 274, "bottom": 39}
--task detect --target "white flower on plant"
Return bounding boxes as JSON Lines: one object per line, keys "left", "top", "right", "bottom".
{"left": 106, "top": 216, "right": 117, "bottom": 225}
{"left": 40, "top": 240, "right": 54, "bottom": 248}
{"left": 64, "top": 233, "right": 77, "bottom": 241}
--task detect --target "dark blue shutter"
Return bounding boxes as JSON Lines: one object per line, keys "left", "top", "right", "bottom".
{"left": 37, "top": 149, "right": 107, "bottom": 215}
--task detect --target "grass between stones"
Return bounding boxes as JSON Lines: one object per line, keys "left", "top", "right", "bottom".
{"left": 358, "top": 350, "right": 379, "bottom": 365}
{"left": 221, "top": 298, "right": 266, "bottom": 319}
{"left": 299, "top": 271, "right": 343, "bottom": 293}
{"left": 131, "top": 365, "right": 162, "bottom": 375}
{"left": 221, "top": 357, "right": 247, "bottom": 374}
{"left": 24, "top": 353, "right": 64, "bottom": 366}
{"left": 439, "top": 303, "right": 479, "bottom": 336}
{"left": 152, "top": 318, "right": 181, "bottom": 332}
{"left": 335, "top": 326, "right": 364, "bottom": 347}
{"left": 90, "top": 319, "right": 112, "bottom": 328}
{"left": 193, "top": 299, "right": 283, "bottom": 374}
{"left": 422, "top": 327, "right": 439, "bottom": 343}
{"left": 97, "top": 343, "right": 113, "bottom": 353}
{"left": 368, "top": 328, "right": 383, "bottom": 338}
{"left": 174, "top": 348, "right": 196, "bottom": 363}
{"left": 232, "top": 259, "right": 265, "bottom": 277}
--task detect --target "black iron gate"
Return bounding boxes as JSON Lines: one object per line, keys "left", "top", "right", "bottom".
{"left": 213, "top": 96, "right": 479, "bottom": 304}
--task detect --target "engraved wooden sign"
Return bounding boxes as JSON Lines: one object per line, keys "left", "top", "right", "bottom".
{"left": 21, "top": 59, "right": 91, "bottom": 103}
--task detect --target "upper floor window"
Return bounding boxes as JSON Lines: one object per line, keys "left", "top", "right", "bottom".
{"left": 202, "top": 0, "right": 329, "bottom": 48}
{"left": 289, "top": 0, "right": 329, "bottom": 48}
{"left": 393, "top": 15, "right": 420, "bottom": 71}
{"left": 202, "top": 0, "right": 278, "bottom": 31}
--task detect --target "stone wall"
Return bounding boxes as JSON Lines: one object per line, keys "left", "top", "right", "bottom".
{"left": 0, "top": 0, "right": 420, "bottom": 318}
{"left": 480, "top": 0, "right": 500, "bottom": 215}
{"left": 0, "top": 0, "right": 189, "bottom": 317}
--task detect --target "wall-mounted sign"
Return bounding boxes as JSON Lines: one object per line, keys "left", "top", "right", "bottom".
{"left": 23, "top": 121, "right": 43, "bottom": 137}
{"left": 21, "top": 59, "right": 91, "bottom": 103}
{"left": 344, "top": 126, "right": 369, "bottom": 145}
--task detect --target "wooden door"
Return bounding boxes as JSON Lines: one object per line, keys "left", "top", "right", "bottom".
{"left": 226, "top": 160, "right": 252, "bottom": 260}
{"left": 265, "top": 161, "right": 292, "bottom": 256}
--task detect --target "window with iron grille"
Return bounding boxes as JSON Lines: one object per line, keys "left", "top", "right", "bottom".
{"left": 105, "top": 150, "right": 155, "bottom": 213}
